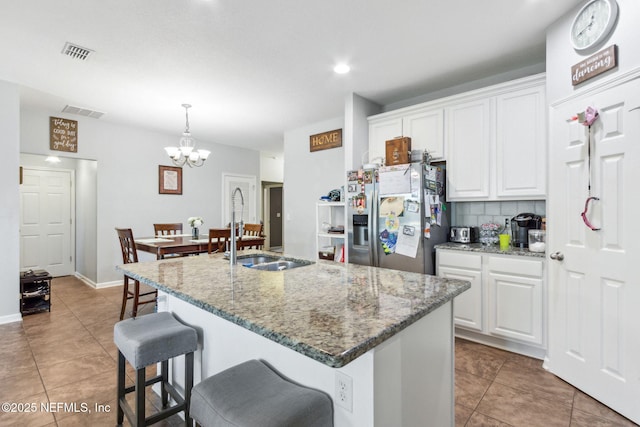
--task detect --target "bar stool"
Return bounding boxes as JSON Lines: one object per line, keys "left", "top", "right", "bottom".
{"left": 190, "top": 359, "right": 333, "bottom": 427}
{"left": 114, "top": 312, "right": 197, "bottom": 427}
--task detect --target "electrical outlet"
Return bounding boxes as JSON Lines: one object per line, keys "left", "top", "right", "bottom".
{"left": 335, "top": 371, "right": 353, "bottom": 412}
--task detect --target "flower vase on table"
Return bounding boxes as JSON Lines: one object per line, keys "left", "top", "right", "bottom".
{"left": 188, "top": 216, "right": 204, "bottom": 240}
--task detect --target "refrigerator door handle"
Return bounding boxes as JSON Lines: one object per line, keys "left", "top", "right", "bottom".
{"left": 371, "top": 188, "right": 379, "bottom": 266}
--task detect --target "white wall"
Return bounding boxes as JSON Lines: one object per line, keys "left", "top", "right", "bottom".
{"left": 19, "top": 104, "right": 260, "bottom": 286}
{"left": 283, "top": 117, "right": 344, "bottom": 259}
{"left": 260, "top": 153, "right": 284, "bottom": 183}
{"left": 546, "top": 0, "right": 640, "bottom": 103}
{"left": 344, "top": 93, "right": 382, "bottom": 171}
{"left": 0, "top": 80, "right": 21, "bottom": 322}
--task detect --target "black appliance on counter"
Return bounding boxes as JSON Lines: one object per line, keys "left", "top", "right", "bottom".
{"left": 511, "top": 213, "right": 542, "bottom": 248}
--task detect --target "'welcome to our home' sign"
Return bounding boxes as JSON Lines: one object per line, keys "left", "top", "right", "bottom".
{"left": 50, "top": 117, "right": 78, "bottom": 153}
{"left": 310, "top": 129, "right": 342, "bottom": 152}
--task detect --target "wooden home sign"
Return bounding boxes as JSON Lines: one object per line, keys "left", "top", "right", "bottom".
{"left": 49, "top": 117, "right": 78, "bottom": 153}
{"left": 571, "top": 45, "right": 617, "bottom": 86}
{"left": 310, "top": 128, "right": 342, "bottom": 152}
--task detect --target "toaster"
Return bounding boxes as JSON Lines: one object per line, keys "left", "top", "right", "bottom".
{"left": 450, "top": 226, "right": 479, "bottom": 243}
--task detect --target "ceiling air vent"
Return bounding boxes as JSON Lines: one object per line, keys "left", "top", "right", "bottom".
{"left": 61, "top": 42, "right": 93, "bottom": 61}
{"left": 62, "top": 105, "right": 105, "bottom": 119}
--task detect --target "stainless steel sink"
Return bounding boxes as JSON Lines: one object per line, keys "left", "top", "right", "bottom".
{"left": 237, "top": 255, "right": 281, "bottom": 266}
{"left": 236, "top": 254, "right": 313, "bottom": 271}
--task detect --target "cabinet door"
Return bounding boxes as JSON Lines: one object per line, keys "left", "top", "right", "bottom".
{"left": 403, "top": 109, "right": 444, "bottom": 160}
{"left": 495, "top": 85, "right": 546, "bottom": 198}
{"left": 437, "top": 250, "right": 483, "bottom": 332}
{"left": 368, "top": 117, "right": 403, "bottom": 164}
{"left": 446, "top": 98, "right": 491, "bottom": 199}
{"left": 439, "top": 266, "right": 484, "bottom": 332}
{"left": 487, "top": 271, "right": 543, "bottom": 345}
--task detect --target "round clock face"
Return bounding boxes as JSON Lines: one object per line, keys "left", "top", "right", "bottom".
{"left": 570, "top": 0, "right": 618, "bottom": 52}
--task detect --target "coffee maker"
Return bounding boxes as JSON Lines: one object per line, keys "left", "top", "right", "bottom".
{"left": 511, "top": 213, "right": 542, "bottom": 248}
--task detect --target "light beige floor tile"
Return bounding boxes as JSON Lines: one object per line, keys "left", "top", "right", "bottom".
{"left": 0, "top": 392, "right": 55, "bottom": 427}
{"left": 48, "top": 370, "right": 117, "bottom": 422}
{"left": 32, "top": 334, "right": 109, "bottom": 368}
{"left": 0, "top": 369, "right": 45, "bottom": 401}
{"left": 456, "top": 344, "right": 507, "bottom": 380}
{"left": 38, "top": 353, "right": 116, "bottom": 390}
{"left": 572, "top": 390, "right": 638, "bottom": 426}
{"left": 466, "top": 411, "right": 514, "bottom": 426}
{"left": 455, "top": 369, "right": 492, "bottom": 409}
{"left": 456, "top": 404, "right": 474, "bottom": 427}
{"left": 476, "top": 382, "right": 572, "bottom": 427}
{"left": 493, "top": 361, "right": 575, "bottom": 405}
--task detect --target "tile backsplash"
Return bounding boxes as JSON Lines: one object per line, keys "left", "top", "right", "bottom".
{"left": 452, "top": 200, "right": 546, "bottom": 229}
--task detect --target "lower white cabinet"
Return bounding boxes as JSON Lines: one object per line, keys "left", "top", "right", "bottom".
{"left": 437, "top": 251, "right": 483, "bottom": 332}
{"left": 436, "top": 249, "right": 546, "bottom": 358}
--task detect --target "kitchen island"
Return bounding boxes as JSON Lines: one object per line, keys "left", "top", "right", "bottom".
{"left": 117, "top": 250, "right": 470, "bottom": 426}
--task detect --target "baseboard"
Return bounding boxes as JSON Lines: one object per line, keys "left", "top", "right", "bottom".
{"left": 0, "top": 313, "right": 23, "bottom": 325}
{"left": 455, "top": 327, "right": 547, "bottom": 360}
{"left": 74, "top": 272, "right": 122, "bottom": 289}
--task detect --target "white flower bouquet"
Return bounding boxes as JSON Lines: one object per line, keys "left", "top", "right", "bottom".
{"left": 188, "top": 216, "right": 204, "bottom": 228}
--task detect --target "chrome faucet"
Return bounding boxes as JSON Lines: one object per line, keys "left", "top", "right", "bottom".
{"left": 230, "top": 187, "right": 244, "bottom": 265}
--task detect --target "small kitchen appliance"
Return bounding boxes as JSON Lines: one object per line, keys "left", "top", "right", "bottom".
{"left": 450, "top": 226, "right": 479, "bottom": 243}
{"left": 511, "top": 213, "right": 543, "bottom": 248}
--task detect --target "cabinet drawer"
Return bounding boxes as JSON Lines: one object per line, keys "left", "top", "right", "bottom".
{"left": 488, "top": 256, "right": 543, "bottom": 278}
{"left": 437, "top": 250, "right": 481, "bottom": 270}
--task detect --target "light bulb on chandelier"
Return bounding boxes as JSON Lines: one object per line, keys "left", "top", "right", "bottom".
{"left": 164, "top": 104, "right": 210, "bottom": 168}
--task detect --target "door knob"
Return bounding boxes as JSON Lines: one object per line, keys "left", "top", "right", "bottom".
{"left": 550, "top": 251, "right": 564, "bottom": 261}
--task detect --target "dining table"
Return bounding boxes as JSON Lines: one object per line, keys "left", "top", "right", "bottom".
{"left": 135, "top": 233, "right": 265, "bottom": 260}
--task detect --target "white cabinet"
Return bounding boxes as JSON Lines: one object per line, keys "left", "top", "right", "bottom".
{"left": 315, "top": 201, "right": 347, "bottom": 263}
{"left": 495, "top": 85, "right": 546, "bottom": 198}
{"left": 368, "top": 117, "right": 402, "bottom": 163}
{"left": 487, "top": 256, "right": 544, "bottom": 346}
{"left": 444, "top": 74, "right": 546, "bottom": 201}
{"left": 445, "top": 98, "right": 491, "bottom": 199}
{"left": 436, "top": 249, "right": 546, "bottom": 358}
{"left": 368, "top": 107, "right": 445, "bottom": 164}
{"left": 437, "top": 250, "right": 483, "bottom": 332}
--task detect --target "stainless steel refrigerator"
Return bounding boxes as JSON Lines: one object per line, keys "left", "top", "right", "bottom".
{"left": 346, "top": 162, "right": 449, "bottom": 275}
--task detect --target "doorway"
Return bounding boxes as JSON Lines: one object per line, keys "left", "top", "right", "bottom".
{"left": 222, "top": 173, "right": 257, "bottom": 226}
{"left": 262, "top": 183, "right": 283, "bottom": 250}
{"left": 20, "top": 167, "right": 75, "bottom": 277}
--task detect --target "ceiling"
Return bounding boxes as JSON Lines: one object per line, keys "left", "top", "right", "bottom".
{"left": 1, "top": 0, "right": 581, "bottom": 155}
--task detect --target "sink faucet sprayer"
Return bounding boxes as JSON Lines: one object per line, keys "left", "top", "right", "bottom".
{"left": 230, "top": 187, "right": 244, "bottom": 265}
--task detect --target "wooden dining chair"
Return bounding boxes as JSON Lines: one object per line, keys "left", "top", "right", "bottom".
{"left": 208, "top": 228, "right": 232, "bottom": 254}
{"left": 154, "top": 223, "right": 183, "bottom": 236}
{"left": 115, "top": 228, "right": 158, "bottom": 320}
{"left": 241, "top": 223, "right": 265, "bottom": 249}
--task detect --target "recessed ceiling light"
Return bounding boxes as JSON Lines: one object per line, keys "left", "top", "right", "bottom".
{"left": 333, "top": 63, "right": 351, "bottom": 74}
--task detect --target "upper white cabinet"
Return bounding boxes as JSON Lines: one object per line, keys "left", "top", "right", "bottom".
{"left": 446, "top": 75, "right": 547, "bottom": 201}
{"left": 367, "top": 74, "right": 546, "bottom": 201}
{"left": 495, "top": 84, "right": 546, "bottom": 199}
{"left": 446, "top": 98, "right": 492, "bottom": 199}
{"left": 368, "top": 106, "right": 445, "bottom": 163}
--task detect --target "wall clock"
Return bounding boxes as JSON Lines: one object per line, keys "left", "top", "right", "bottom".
{"left": 570, "top": 0, "right": 618, "bottom": 52}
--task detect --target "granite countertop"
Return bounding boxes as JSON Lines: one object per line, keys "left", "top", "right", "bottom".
{"left": 117, "top": 250, "right": 470, "bottom": 368}
{"left": 435, "top": 242, "right": 546, "bottom": 258}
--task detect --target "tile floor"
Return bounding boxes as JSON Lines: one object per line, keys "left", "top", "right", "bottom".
{"left": 0, "top": 275, "right": 637, "bottom": 426}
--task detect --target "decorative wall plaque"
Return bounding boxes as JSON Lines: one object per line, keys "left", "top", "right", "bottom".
{"left": 571, "top": 45, "right": 617, "bottom": 86}
{"left": 159, "top": 165, "right": 182, "bottom": 195}
{"left": 310, "top": 129, "right": 342, "bottom": 152}
{"left": 49, "top": 117, "right": 78, "bottom": 153}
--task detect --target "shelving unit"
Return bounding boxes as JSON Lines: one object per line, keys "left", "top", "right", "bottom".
{"left": 315, "top": 201, "right": 347, "bottom": 263}
{"left": 20, "top": 270, "right": 52, "bottom": 315}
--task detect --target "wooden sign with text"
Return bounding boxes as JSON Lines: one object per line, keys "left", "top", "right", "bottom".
{"left": 49, "top": 117, "right": 78, "bottom": 153}
{"left": 571, "top": 45, "right": 617, "bottom": 86}
{"left": 310, "top": 129, "right": 342, "bottom": 152}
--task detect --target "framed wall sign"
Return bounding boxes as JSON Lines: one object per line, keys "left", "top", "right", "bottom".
{"left": 571, "top": 45, "right": 617, "bottom": 86}
{"left": 310, "top": 129, "right": 342, "bottom": 152}
{"left": 159, "top": 165, "right": 182, "bottom": 195}
{"left": 49, "top": 117, "right": 78, "bottom": 153}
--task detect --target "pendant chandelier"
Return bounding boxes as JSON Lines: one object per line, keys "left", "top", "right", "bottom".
{"left": 164, "top": 104, "right": 210, "bottom": 168}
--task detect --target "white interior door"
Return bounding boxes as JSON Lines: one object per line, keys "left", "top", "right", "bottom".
{"left": 546, "top": 77, "right": 640, "bottom": 423}
{"left": 222, "top": 173, "right": 257, "bottom": 227}
{"left": 20, "top": 168, "right": 74, "bottom": 277}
